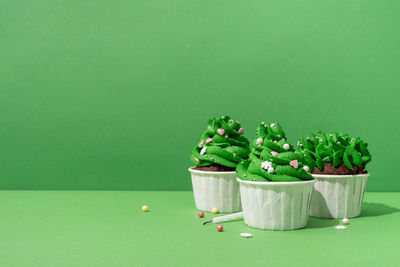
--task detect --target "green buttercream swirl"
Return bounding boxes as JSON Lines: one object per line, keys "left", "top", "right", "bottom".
{"left": 190, "top": 116, "right": 250, "bottom": 168}
{"left": 236, "top": 122, "right": 314, "bottom": 182}
{"left": 296, "top": 131, "right": 372, "bottom": 172}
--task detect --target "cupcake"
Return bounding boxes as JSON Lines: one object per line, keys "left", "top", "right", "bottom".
{"left": 189, "top": 116, "right": 250, "bottom": 212}
{"left": 297, "top": 131, "right": 372, "bottom": 218}
{"left": 236, "top": 122, "right": 315, "bottom": 230}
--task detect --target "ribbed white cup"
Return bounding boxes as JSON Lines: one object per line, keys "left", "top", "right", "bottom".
{"left": 189, "top": 167, "right": 241, "bottom": 213}
{"left": 309, "top": 174, "right": 369, "bottom": 218}
{"left": 237, "top": 178, "right": 315, "bottom": 230}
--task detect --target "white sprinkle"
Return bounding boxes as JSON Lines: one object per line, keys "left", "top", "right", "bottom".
{"left": 261, "top": 121, "right": 265, "bottom": 125}
{"left": 303, "top": 166, "right": 309, "bottom": 172}
{"left": 277, "top": 134, "right": 281, "bottom": 138}
{"left": 283, "top": 144, "right": 290, "bottom": 150}
{"left": 335, "top": 225, "right": 347, "bottom": 230}
{"left": 234, "top": 153, "right": 237, "bottom": 156}
{"left": 225, "top": 135, "right": 229, "bottom": 138}
{"left": 338, "top": 141, "right": 341, "bottom": 144}
{"left": 221, "top": 116, "right": 225, "bottom": 119}
{"left": 329, "top": 134, "right": 333, "bottom": 136}
{"left": 229, "top": 119, "right": 233, "bottom": 123}
{"left": 256, "top": 138, "right": 263, "bottom": 146}
{"left": 306, "top": 137, "right": 310, "bottom": 139}
{"left": 243, "top": 174, "right": 247, "bottom": 177}
{"left": 240, "top": 233, "right": 253, "bottom": 238}
{"left": 270, "top": 123, "right": 275, "bottom": 127}
{"left": 211, "top": 157, "right": 214, "bottom": 160}
{"left": 267, "top": 167, "right": 275, "bottom": 173}
{"left": 261, "top": 161, "right": 272, "bottom": 170}
{"left": 273, "top": 140, "right": 277, "bottom": 143}
{"left": 200, "top": 147, "right": 207, "bottom": 155}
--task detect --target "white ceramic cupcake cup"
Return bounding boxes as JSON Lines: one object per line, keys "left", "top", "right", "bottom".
{"left": 237, "top": 178, "right": 315, "bottom": 230}
{"left": 189, "top": 167, "right": 241, "bottom": 213}
{"left": 309, "top": 173, "right": 369, "bottom": 218}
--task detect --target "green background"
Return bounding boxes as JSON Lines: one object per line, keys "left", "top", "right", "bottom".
{"left": 1, "top": 0, "right": 399, "bottom": 191}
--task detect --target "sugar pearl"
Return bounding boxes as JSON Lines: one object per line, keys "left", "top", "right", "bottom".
{"left": 256, "top": 138, "right": 263, "bottom": 146}
{"left": 198, "top": 212, "right": 204, "bottom": 218}
{"left": 283, "top": 144, "right": 290, "bottom": 150}
{"left": 217, "top": 225, "right": 223, "bottom": 232}
{"left": 212, "top": 208, "right": 219, "bottom": 214}
{"left": 142, "top": 205, "right": 149, "bottom": 212}
{"left": 271, "top": 151, "right": 278, "bottom": 157}
{"left": 342, "top": 218, "right": 349, "bottom": 224}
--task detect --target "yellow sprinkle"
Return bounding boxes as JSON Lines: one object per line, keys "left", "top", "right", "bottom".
{"left": 142, "top": 205, "right": 149, "bottom": 212}
{"left": 212, "top": 207, "right": 219, "bottom": 214}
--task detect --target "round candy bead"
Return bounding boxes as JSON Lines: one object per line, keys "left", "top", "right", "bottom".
{"left": 238, "top": 128, "right": 244, "bottom": 135}
{"left": 256, "top": 138, "right": 263, "bottom": 146}
{"left": 283, "top": 144, "right": 290, "bottom": 150}
{"left": 217, "top": 225, "right": 223, "bottom": 232}
{"left": 198, "top": 212, "right": 204, "bottom": 218}
{"left": 212, "top": 207, "right": 219, "bottom": 214}
{"left": 142, "top": 205, "right": 149, "bottom": 212}
{"left": 271, "top": 151, "right": 278, "bottom": 157}
{"left": 342, "top": 218, "right": 349, "bottom": 224}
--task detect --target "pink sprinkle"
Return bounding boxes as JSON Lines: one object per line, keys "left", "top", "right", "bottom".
{"left": 217, "top": 129, "right": 225, "bottom": 136}
{"left": 198, "top": 140, "right": 204, "bottom": 147}
{"left": 290, "top": 160, "right": 299, "bottom": 169}
{"left": 194, "top": 158, "right": 200, "bottom": 164}
{"left": 206, "top": 138, "right": 213, "bottom": 144}
{"left": 271, "top": 151, "right": 278, "bottom": 157}
{"left": 238, "top": 128, "right": 244, "bottom": 135}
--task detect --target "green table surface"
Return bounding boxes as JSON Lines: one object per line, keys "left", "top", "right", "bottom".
{"left": 0, "top": 191, "right": 399, "bottom": 267}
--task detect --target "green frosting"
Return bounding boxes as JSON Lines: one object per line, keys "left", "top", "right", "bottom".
{"left": 236, "top": 122, "right": 314, "bottom": 182}
{"left": 190, "top": 116, "right": 250, "bottom": 168}
{"left": 296, "top": 131, "right": 372, "bottom": 172}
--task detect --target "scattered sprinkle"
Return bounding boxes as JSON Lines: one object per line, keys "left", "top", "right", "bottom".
{"left": 335, "top": 225, "right": 347, "bottom": 230}
{"left": 256, "top": 138, "right": 263, "bottom": 146}
{"left": 240, "top": 233, "right": 253, "bottom": 238}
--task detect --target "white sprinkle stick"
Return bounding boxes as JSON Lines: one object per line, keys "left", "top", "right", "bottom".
{"left": 335, "top": 225, "right": 347, "bottom": 230}
{"left": 240, "top": 233, "right": 253, "bottom": 238}
{"left": 203, "top": 212, "right": 244, "bottom": 225}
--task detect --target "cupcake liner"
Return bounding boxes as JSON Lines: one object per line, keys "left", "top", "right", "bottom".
{"left": 189, "top": 167, "right": 241, "bottom": 213}
{"left": 237, "top": 178, "right": 315, "bottom": 230}
{"left": 309, "top": 174, "right": 369, "bottom": 218}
